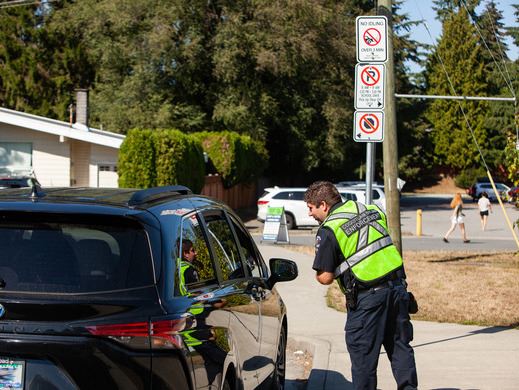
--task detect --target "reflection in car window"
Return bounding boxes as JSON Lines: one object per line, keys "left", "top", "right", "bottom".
{"left": 176, "top": 213, "right": 216, "bottom": 295}
{"left": 203, "top": 211, "right": 244, "bottom": 281}
{"left": 229, "top": 215, "right": 263, "bottom": 278}
{"left": 273, "top": 192, "right": 290, "bottom": 200}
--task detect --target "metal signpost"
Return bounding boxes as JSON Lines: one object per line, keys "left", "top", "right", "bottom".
{"left": 354, "top": 16, "right": 388, "bottom": 205}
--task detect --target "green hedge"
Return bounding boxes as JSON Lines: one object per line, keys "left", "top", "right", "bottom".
{"left": 118, "top": 129, "right": 156, "bottom": 188}
{"left": 118, "top": 128, "right": 205, "bottom": 192}
{"left": 119, "top": 129, "right": 266, "bottom": 191}
{"left": 193, "top": 131, "right": 268, "bottom": 188}
{"left": 155, "top": 129, "right": 205, "bottom": 193}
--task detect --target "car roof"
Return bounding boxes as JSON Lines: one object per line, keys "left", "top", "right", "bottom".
{"left": 264, "top": 187, "right": 308, "bottom": 192}
{"left": 0, "top": 185, "right": 194, "bottom": 210}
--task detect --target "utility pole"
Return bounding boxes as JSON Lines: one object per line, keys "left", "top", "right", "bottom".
{"left": 377, "top": 0, "right": 402, "bottom": 253}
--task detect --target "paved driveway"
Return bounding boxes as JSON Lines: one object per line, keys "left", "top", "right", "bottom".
{"left": 246, "top": 193, "right": 519, "bottom": 252}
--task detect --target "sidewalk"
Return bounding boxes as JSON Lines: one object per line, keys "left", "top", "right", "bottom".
{"left": 258, "top": 244, "right": 519, "bottom": 390}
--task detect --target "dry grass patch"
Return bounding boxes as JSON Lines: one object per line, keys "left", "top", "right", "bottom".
{"left": 282, "top": 245, "right": 519, "bottom": 328}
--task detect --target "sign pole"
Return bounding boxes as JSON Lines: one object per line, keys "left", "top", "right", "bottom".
{"left": 365, "top": 143, "right": 375, "bottom": 204}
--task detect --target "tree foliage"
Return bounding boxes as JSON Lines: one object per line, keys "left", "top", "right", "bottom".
{"left": 425, "top": 7, "right": 489, "bottom": 171}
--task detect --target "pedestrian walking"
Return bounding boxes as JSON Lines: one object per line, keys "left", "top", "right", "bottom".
{"left": 304, "top": 181, "right": 418, "bottom": 390}
{"left": 443, "top": 192, "right": 470, "bottom": 243}
{"left": 478, "top": 192, "right": 493, "bottom": 231}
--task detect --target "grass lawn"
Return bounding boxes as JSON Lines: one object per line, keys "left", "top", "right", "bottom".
{"left": 285, "top": 246, "right": 519, "bottom": 328}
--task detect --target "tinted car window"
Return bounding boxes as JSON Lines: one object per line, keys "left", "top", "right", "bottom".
{"left": 176, "top": 213, "right": 217, "bottom": 294}
{"left": 229, "top": 214, "right": 264, "bottom": 278}
{"left": 202, "top": 210, "right": 245, "bottom": 281}
{"left": 341, "top": 192, "right": 358, "bottom": 201}
{"left": 273, "top": 192, "right": 290, "bottom": 200}
{"left": 0, "top": 214, "right": 154, "bottom": 293}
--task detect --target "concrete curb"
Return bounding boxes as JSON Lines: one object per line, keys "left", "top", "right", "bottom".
{"left": 288, "top": 336, "right": 331, "bottom": 390}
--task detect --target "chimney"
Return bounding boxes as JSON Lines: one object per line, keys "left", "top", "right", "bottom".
{"left": 75, "top": 89, "right": 89, "bottom": 128}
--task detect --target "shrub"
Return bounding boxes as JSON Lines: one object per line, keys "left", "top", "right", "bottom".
{"left": 455, "top": 167, "right": 487, "bottom": 189}
{"left": 118, "top": 129, "right": 156, "bottom": 188}
{"left": 155, "top": 129, "right": 205, "bottom": 193}
{"left": 118, "top": 128, "right": 205, "bottom": 192}
{"left": 193, "top": 131, "right": 268, "bottom": 187}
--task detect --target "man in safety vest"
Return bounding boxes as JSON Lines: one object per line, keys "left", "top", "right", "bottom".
{"left": 179, "top": 239, "right": 200, "bottom": 295}
{"left": 304, "top": 181, "right": 417, "bottom": 390}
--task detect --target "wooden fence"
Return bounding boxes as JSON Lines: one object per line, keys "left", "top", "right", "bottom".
{"left": 201, "top": 175, "right": 256, "bottom": 210}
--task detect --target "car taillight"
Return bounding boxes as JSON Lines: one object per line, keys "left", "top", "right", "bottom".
{"left": 86, "top": 319, "right": 185, "bottom": 349}
{"left": 257, "top": 200, "right": 269, "bottom": 205}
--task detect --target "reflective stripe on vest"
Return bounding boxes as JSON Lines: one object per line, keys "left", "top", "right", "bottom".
{"left": 178, "top": 260, "right": 204, "bottom": 315}
{"left": 179, "top": 260, "right": 191, "bottom": 296}
{"left": 323, "top": 201, "right": 403, "bottom": 282}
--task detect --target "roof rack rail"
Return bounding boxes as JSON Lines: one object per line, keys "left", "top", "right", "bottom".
{"left": 128, "top": 185, "right": 192, "bottom": 206}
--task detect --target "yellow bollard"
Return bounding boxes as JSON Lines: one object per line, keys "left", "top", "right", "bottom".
{"left": 416, "top": 209, "right": 422, "bottom": 237}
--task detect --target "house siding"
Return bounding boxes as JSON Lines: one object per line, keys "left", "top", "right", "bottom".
{"left": 0, "top": 124, "right": 70, "bottom": 186}
{"left": 70, "top": 140, "right": 91, "bottom": 187}
{"left": 90, "top": 144, "right": 119, "bottom": 187}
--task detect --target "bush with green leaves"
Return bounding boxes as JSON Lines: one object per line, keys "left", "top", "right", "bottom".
{"left": 193, "top": 131, "right": 268, "bottom": 188}
{"left": 155, "top": 129, "right": 205, "bottom": 193}
{"left": 118, "top": 128, "right": 205, "bottom": 192}
{"left": 455, "top": 167, "right": 487, "bottom": 189}
{"left": 118, "top": 129, "right": 156, "bottom": 188}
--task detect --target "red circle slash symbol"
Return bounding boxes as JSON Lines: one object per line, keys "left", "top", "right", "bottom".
{"left": 359, "top": 114, "right": 379, "bottom": 134}
{"left": 361, "top": 66, "right": 380, "bottom": 86}
{"left": 363, "top": 28, "right": 381, "bottom": 47}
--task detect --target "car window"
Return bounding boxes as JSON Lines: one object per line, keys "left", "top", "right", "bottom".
{"left": 228, "top": 214, "right": 264, "bottom": 278}
{"left": 273, "top": 192, "right": 290, "bottom": 200}
{"left": 372, "top": 190, "right": 380, "bottom": 200}
{"left": 292, "top": 192, "right": 305, "bottom": 200}
{"left": 341, "top": 192, "right": 358, "bottom": 201}
{"left": 495, "top": 184, "right": 508, "bottom": 190}
{"left": 0, "top": 214, "right": 154, "bottom": 293}
{"left": 176, "top": 213, "right": 217, "bottom": 295}
{"left": 202, "top": 210, "right": 245, "bottom": 281}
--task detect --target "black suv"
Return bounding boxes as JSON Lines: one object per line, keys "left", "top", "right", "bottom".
{"left": 0, "top": 185, "right": 297, "bottom": 390}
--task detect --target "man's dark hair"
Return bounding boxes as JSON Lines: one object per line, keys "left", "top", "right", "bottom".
{"left": 304, "top": 181, "right": 342, "bottom": 206}
{"left": 182, "top": 239, "right": 194, "bottom": 255}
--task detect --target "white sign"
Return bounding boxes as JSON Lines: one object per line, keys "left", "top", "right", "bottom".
{"left": 356, "top": 16, "right": 388, "bottom": 63}
{"left": 262, "top": 206, "right": 290, "bottom": 243}
{"left": 355, "top": 63, "right": 385, "bottom": 110}
{"left": 353, "top": 111, "right": 384, "bottom": 142}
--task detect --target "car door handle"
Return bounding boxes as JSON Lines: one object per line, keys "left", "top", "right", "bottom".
{"left": 250, "top": 286, "right": 265, "bottom": 301}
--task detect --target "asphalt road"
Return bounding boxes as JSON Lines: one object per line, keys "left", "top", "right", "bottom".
{"left": 245, "top": 193, "right": 519, "bottom": 252}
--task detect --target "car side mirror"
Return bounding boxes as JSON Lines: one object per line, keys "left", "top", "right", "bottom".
{"left": 267, "top": 258, "right": 298, "bottom": 288}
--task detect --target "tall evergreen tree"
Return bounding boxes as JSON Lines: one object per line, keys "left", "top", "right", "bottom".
{"left": 425, "top": 7, "right": 489, "bottom": 171}
{"left": 0, "top": 1, "right": 93, "bottom": 120}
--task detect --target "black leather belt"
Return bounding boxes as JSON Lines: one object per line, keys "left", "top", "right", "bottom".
{"left": 358, "top": 278, "right": 404, "bottom": 297}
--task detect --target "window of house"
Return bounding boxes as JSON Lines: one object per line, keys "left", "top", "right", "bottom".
{"left": 0, "top": 142, "right": 32, "bottom": 175}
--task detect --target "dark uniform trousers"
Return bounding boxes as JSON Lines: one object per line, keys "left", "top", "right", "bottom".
{"left": 345, "top": 282, "right": 418, "bottom": 390}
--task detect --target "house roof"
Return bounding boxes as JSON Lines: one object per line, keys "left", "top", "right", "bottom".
{"left": 0, "top": 107, "right": 125, "bottom": 149}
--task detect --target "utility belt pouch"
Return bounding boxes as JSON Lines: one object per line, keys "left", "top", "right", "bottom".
{"left": 344, "top": 281, "right": 358, "bottom": 311}
{"left": 408, "top": 291, "right": 418, "bottom": 314}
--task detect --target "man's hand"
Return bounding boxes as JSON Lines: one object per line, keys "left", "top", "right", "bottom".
{"left": 316, "top": 271, "right": 334, "bottom": 285}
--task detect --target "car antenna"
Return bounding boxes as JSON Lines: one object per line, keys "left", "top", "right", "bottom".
{"left": 30, "top": 179, "right": 45, "bottom": 199}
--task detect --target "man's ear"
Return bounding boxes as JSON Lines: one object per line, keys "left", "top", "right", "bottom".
{"left": 321, "top": 201, "right": 331, "bottom": 213}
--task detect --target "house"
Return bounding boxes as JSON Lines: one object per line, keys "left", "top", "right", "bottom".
{"left": 0, "top": 90, "right": 125, "bottom": 188}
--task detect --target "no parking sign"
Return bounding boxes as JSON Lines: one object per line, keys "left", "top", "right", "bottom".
{"left": 353, "top": 111, "right": 384, "bottom": 142}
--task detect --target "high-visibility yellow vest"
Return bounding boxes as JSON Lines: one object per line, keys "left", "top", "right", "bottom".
{"left": 178, "top": 259, "right": 204, "bottom": 315}
{"left": 179, "top": 260, "right": 192, "bottom": 296}
{"left": 323, "top": 201, "right": 402, "bottom": 283}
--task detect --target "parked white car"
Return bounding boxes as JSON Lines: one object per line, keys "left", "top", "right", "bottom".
{"left": 336, "top": 183, "right": 386, "bottom": 211}
{"left": 256, "top": 186, "right": 369, "bottom": 229}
